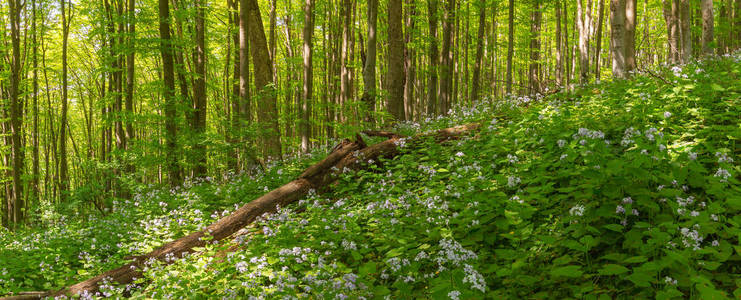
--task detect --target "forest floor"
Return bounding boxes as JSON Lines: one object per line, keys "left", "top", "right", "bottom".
{"left": 2, "top": 53, "right": 741, "bottom": 299}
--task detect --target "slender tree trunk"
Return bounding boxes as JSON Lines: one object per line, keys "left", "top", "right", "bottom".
{"left": 246, "top": 0, "right": 282, "bottom": 158}
{"left": 192, "top": 0, "right": 207, "bottom": 177}
{"left": 362, "top": 0, "right": 378, "bottom": 121}
{"left": 269, "top": 0, "right": 277, "bottom": 78}
{"left": 505, "top": 0, "right": 514, "bottom": 94}
{"left": 701, "top": 0, "right": 714, "bottom": 55}
{"left": 577, "top": 0, "right": 590, "bottom": 83}
{"left": 555, "top": 0, "right": 563, "bottom": 87}
{"left": 32, "top": 0, "right": 40, "bottom": 207}
{"left": 679, "top": 0, "right": 691, "bottom": 62}
{"left": 529, "top": 0, "right": 542, "bottom": 94}
{"left": 594, "top": 0, "right": 605, "bottom": 79}
{"left": 229, "top": 0, "right": 241, "bottom": 170}
{"left": 564, "top": 1, "right": 571, "bottom": 85}
{"left": 624, "top": 0, "right": 636, "bottom": 73}
{"left": 439, "top": 0, "right": 454, "bottom": 114}
{"left": 158, "top": 0, "right": 181, "bottom": 186}
{"left": 427, "top": 0, "right": 439, "bottom": 115}
{"left": 471, "top": 0, "right": 486, "bottom": 101}
{"left": 340, "top": 0, "right": 352, "bottom": 116}
{"left": 240, "top": 0, "right": 251, "bottom": 128}
{"left": 60, "top": 0, "right": 71, "bottom": 201}
{"left": 404, "top": 0, "right": 417, "bottom": 120}
{"left": 125, "top": 0, "right": 136, "bottom": 147}
{"left": 9, "top": 0, "right": 25, "bottom": 224}
{"left": 388, "top": 0, "right": 406, "bottom": 120}
{"left": 611, "top": 0, "right": 626, "bottom": 78}
{"left": 301, "top": 0, "right": 314, "bottom": 153}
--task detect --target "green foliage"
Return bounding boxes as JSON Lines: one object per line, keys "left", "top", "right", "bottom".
{"left": 3, "top": 54, "right": 741, "bottom": 299}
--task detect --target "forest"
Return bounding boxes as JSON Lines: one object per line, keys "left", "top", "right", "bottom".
{"left": 1, "top": 0, "right": 740, "bottom": 298}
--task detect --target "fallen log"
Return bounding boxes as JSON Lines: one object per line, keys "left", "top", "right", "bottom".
{"left": 3, "top": 123, "right": 478, "bottom": 299}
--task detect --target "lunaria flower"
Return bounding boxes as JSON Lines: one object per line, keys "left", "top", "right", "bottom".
{"left": 569, "top": 205, "right": 585, "bottom": 217}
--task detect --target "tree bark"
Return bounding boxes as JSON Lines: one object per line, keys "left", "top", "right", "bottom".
{"left": 158, "top": 0, "right": 181, "bottom": 187}
{"left": 9, "top": 0, "right": 25, "bottom": 225}
{"left": 427, "top": 0, "right": 439, "bottom": 115}
{"left": 404, "top": 0, "right": 417, "bottom": 120}
{"left": 340, "top": 0, "right": 353, "bottom": 116}
{"left": 240, "top": 0, "right": 251, "bottom": 127}
{"left": 577, "top": 0, "right": 590, "bottom": 83}
{"left": 595, "top": 0, "right": 605, "bottom": 79}
{"left": 60, "top": 0, "right": 71, "bottom": 201}
{"left": 624, "top": 0, "right": 635, "bottom": 73}
{"left": 439, "top": 0, "right": 454, "bottom": 114}
{"left": 555, "top": 0, "right": 563, "bottom": 87}
{"left": 529, "top": 0, "right": 542, "bottom": 94}
{"left": 471, "top": 0, "right": 486, "bottom": 101}
{"left": 701, "top": 0, "right": 714, "bottom": 55}
{"left": 505, "top": 0, "right": 514, "bottom": 94}
{"left": 388, "top": 0, "right": 406, "bottom": 120}
{"left": 301, "top": 0, "right": 314, "bottom": 153}
{"left": 611, "top": 0, "right": 626, "bottom": 78}
{"left": 246, "top": 0, "right": 282, "bottom": 158}
{"left": 362, "top": 0, "right": 378, "bottom": 121}
{"left": 125, "top": 0, "right": 136, "bottom": 146}
{"left": 679, "top": 0, "right": 691, "bottom": 63}
{"left": 192, "top": 0, "right": 208, "bottom": 177}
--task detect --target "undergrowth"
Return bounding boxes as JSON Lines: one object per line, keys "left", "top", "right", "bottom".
{"left": 2, "top": 53, "right": 741, "bottom": 299}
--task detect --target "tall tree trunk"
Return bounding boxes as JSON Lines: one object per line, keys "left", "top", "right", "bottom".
{"left": 555, "top": 0, "right": 563, "bottom": 87}
{"left": 60, "top": 0, "right": 71, "bottom": 201}
{"left": 158, "top": 0, "right": 181, "bottom": 187}
{"left": 564, "top": 1, "right": 571, "bottom": 85}
{"left": 32, "top": 0, "right": 40, "bottom": 207}
{"left": 679, "top": 0, "right": 691, "bottom": 62}
{"left": 239, "top": 0, "right": 252, "bottom": 132}
{"left": 340, "top": 0, "right": 353, "bottom": 117}
{"left": 246, "top": 0, "right": 282, "bottom": 158}
{"left": 301, "top": 0, "right": 314, "bottom": 153}
{"left": 388, "top": 0, "right": 406, "bottom": 120}
{"left": 471, "top": 0, "right": 486, "bottom": 100}
{"left": 664, "top": 0, "right": 681, "bottom": 63}
{"left": 404, "top": 0, "right": 417, "bottom": 120}
{"left": 611, "top": 0, "right": 626, "bottom": 78}
{"left": 577, "top": 0, "right": 590, "bottom": 83}
{"left": 439, "top": 0, "right": 454, "bottom": 115}
{"left": 269, "top": 0, "right": 277, "bottom": 78}
{"left": 505, "top": 0, "right": 514, "bottom": 94}
{"left": 125, "top": 0, "right": 136, "bottom": 147}
{"left": 594, "top": 0, "right": 605, "bottom": 80}
{"left": 192, "top": 0, "right": 208, "bottom": 177}
{"left": 529, "top": 0, "right": 542, "bottom": 94}
{"left": 701, "top": 0, "right": 714, "bottom": 55}
{"left": 624, "top": 0, "right": 636, "bottom": 73}
{"left": 9, "top": 0, "right": 25, "bottom": 224}
{"left": 427, "top": 0, "right": 439, "bottom": 115}
{"left": 228, "top": 0, "right": 241, "bottom": 170}
{"left": 362, "top": 0, "right": 378, "bottom": 121}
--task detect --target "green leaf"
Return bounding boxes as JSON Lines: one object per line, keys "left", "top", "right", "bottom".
{"left": 550, "top": 265, "right": 583, "bottom": 278}
{"left": 710, "top": 83, "right": 725, "bottom": 92}
{"left": 626, "top": 272, "right": 653, "bottom": 287}
{"left": 598, "top": 264, "right": 630, "bottom": 275}
{"left": 359, "top": 262, "right": 377, "bottom": 276}
{"left": 623, "top": 256, "right": 648, "bottom": 264}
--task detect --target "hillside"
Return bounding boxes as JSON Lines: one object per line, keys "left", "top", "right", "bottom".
{"left": 3, "top": 54, "right": 741, "bottom": 299}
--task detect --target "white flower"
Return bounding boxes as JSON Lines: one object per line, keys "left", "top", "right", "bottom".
{"left": 665, "top": 276, "right": 677, "bottom": 285}
{"left": 507, "top": 176, "right": 521, "bottom": 187}
{"left": 569, "top": 205, "right": 585, "bottom": 217}
{"left": 622, "top": 197, "right": 633, "bottom": 204}
{"left": 663, "top": 111, "right": 672, "bottom": 118}
{"left": 455, "top": 151, "right": 465, "bottom": 157}
{"left": 616, "top": 205, "right": 625, "bottom": 214}
{"left": 712, "top": 240, "right": 719, "bottom": 247}
{"left": 448, "top": 290, "right": 461, "bottom": 300}
{"left": 688, "top": 152, "right": 697, "bottom": 160}
{"left": 557, "top": 139, "right": 566, "bottom": 148}
{"left": 632, "top": 209, "right": 639, "bottom": 216}
{"left": 714, "top": 168, "right": 731, "bottom": 182}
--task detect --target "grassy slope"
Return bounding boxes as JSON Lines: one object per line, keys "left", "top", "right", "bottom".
{"left": 3, "top": 54, "right": 741, "bottom": 299}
